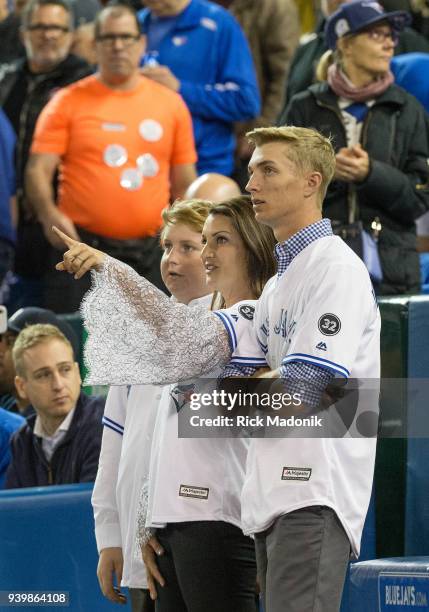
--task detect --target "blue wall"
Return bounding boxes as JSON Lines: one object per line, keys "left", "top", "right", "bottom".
{"left": 0, "top": 484, "right": 130, "bottom": 611}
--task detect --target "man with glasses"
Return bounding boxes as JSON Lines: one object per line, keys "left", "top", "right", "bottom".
{"left": 0, "top": 0, "right": 91, "bottom": 315}
{"left": 26, "top": 3, "right": 197, "bottom": 313}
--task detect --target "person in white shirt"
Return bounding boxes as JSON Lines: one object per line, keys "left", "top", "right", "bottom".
{"left": 54, "top": 196, "right": 277, "bottom": 612}
{"left": 241, "top": 125, "right": 380, "bottom": 612}
{"left": 92, "top": 199, "right": 212, "bottom": 611}
{"left": 140, "top": 197, "right": 275, "bottom": 612}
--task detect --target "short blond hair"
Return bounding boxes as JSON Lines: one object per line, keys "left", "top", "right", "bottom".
{"left": 13, "top": 324, "right": 73, "bottom": 378}
{"left": 160, "top": 199, "right": 213, "bottom": 241}
{"left": 246, "top": 126, "right": 336, "bottom": 204}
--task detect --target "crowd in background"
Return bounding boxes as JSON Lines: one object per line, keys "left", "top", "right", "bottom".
{"left": 1, "top": 0, "right": 429, "bottom": 313}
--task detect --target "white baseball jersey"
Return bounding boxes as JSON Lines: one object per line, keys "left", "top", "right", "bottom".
{"left": 241, "top": 235, "right": 380, "bottom": 557}
{"left": 146, "top": 299, "right": 267, "bottom": 529}
{"left": 92, "top": 384, "right": 162, "bottom": 588}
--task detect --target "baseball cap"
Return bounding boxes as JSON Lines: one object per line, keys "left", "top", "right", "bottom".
{"left": 325, "top": 0, "right": 411, "bottom": 50}
{"left": 7, "top": 307, "right": 80, "bottom": 359}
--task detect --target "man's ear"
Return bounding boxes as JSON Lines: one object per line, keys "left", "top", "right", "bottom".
{"left": 303, "top": 171, "right": 323, "bottom": 198}
{"left": 15, "top": 375, "right": 29, "bottom": 401}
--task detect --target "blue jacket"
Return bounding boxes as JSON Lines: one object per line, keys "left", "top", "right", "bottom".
{"left": 138, "top": 0, "right": 260, "bottom": 175}
{"left": 0, "top": 109, "right": 16, "bottom": 245}
{"left": 391, "top": 53, "right": 429, "bottom": 113}
{"left": 0, "top": 408, "right": 25, "bottom": 488}
{"left": 5, "top": 392, "right": 105, "bottom": 489}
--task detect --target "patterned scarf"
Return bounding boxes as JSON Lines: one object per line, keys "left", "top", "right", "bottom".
{"left": 327, "top": 63, "right": 394, "bottom": 102}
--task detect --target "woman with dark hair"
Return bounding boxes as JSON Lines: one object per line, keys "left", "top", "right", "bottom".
{"left": 281, "top": 0, "right": 429, "bottom": 295}
{"left": 54, "top": 196, "right": 276, "bottom": 612}
{"left": 206, "top": 196, "right": 277, "bottom": 310}
{"left": 53, "top": 197, "right": 275, "bottom": 385}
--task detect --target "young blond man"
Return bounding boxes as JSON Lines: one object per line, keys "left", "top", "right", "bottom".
{"left": 241, "top": 126, "right": 380, "bottom": 612}
{"left": 5, "top": 324, "right": 104, "bottom": 488}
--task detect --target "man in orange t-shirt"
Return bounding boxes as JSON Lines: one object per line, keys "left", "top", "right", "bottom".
{"left": 26, "top": 3, "right": 197, "bottom": 313}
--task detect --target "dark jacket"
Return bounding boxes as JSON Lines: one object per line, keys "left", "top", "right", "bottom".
{"left": 283, "top": 20, "right": 429, "bottom": 110}
{"left": 282, "top": 82, "right": 429, "bottom": 295}
{"left": 0, "top": 13, "right": 25, "bottom": 64}
{"left": 5, "top": 392, "right": 105, "bottom": 489}
{"left": 0, "top": 54, "right": 92, "bottom": 277}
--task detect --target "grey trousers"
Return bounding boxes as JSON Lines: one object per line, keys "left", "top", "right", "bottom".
{"left": 255, "top": 506, "right": 350, "bottom": 612}
{"left": 129, "top": 588, "right": 154, "bottom": 612}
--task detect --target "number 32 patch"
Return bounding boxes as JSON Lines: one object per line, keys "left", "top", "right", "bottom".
{"left": 318, "top": 313, "right": 341, "bottom": 336}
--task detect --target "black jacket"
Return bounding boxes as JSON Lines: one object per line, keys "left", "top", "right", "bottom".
{"left": 0, "top": 54, "right": 91, "bottom": 189}
{"left": 5, "top": 392, "right": 105, "bottom": 489}
{"left": 282, "top": 82, "right": 429, "bottom": 295}
{"left": 0, "top": 54, "right": 92, "bottom": 277}
{"left": 283, "top": 21, "right": 429, "bottom": 112}
{"left": 0, "top": 14, "right": 25, "bottom": 64}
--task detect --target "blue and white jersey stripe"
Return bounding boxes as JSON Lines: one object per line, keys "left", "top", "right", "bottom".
{"left": 282, "top": 353, "right": 350, "bottom": 378}
{"left": 230, "top": 356, "right": 267, "bottom": 366}
{"left": 102, "top": 415, "right": 124, "bottom": 436}
{"left": 214, "top": 310, "right": 238, "bottom": 352}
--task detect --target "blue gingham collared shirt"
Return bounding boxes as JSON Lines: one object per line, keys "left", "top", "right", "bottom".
{"left": 275, "top": 217, "right": 332, "bottom": 277}
{"left": 223, "top": 219, "right": 335, "bottom": 407}
{"left": 276, "top": 218, "right": 334, "bottom": 406}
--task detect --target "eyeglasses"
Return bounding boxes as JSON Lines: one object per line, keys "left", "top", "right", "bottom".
{"left": 95, "top": 33, "right": 141, "bottom": 47}
{"left": 26, "top": 23, "right": 70, "bottom": 34}
{"left": 363, "top": 28, "right": 398, "bottom": 46}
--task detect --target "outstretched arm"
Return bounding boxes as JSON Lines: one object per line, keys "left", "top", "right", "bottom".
{"left": 54, "top": 228, "right": 231, "bottom": 386}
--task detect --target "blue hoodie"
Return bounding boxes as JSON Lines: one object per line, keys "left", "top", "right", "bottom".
{"left": 0, "top": 109, "right": 16, "bottom": 245}
{"left": 138, "top": 0, "right": 260, "bottom": 176}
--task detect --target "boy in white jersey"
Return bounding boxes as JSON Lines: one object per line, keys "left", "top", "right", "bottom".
{"left": 242, "top": 126, "right": 380, "bottom": 612}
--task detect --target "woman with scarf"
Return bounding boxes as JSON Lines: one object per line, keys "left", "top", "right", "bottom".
{"left": 280, "top": 0, "right": 429, "bottom": 295}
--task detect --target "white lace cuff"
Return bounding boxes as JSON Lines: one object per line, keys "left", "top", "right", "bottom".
{"left": 81, "top": 256, "right": 230, "bottom": 386}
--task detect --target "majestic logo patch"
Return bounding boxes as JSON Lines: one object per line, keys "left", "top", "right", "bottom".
{"left": 318, "top": 313, "right": 341, "bottom": 336}
{"left": 238, "top": 304, "right": 255, "bottom": 321}
{"left": 281, "top": 467, "right": 312, "bottom": 481}
{"left": 179, "top": 485, "right": 209, "bottom": 500}
{"left": 316, "top": 341, "right": 327, "bottom": 351}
